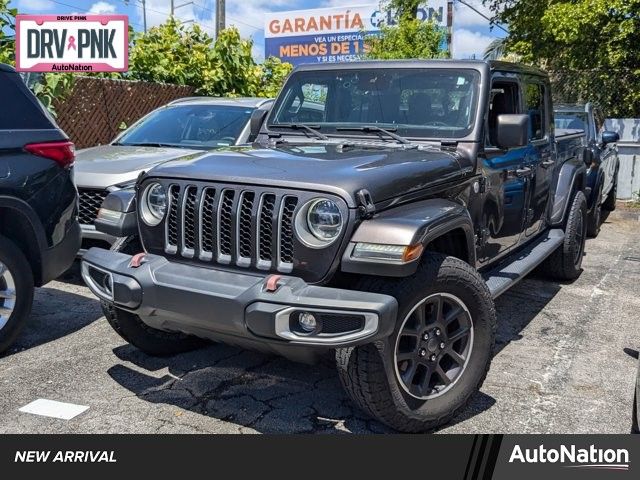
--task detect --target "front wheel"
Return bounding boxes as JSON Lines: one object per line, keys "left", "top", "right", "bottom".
{"left": 101, "top": 235, "right": 206, "bottom": 356}
{"left": 336, "top": 253, "right": 496, "bottom": 432}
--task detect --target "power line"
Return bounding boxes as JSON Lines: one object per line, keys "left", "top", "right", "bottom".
{"left": 45, "top": 0, "right": 146, "bottom": 29}
{"left": 456, "top": 0, "right": 509, "bottom": 34}
{"left": 122, "top": 0, "right": 217, "bottom": 33}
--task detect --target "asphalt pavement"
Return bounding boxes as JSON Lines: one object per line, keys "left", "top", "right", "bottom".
{"left": 0, "top": 209, "right": 638, "bottom": 434}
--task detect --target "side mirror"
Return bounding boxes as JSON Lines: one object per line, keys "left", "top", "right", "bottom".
{"left": 601, "top": 130, "right": 619, "bottom": 145}
{"left": 583, "top": 148, "right": 594, "bottom": 165}
{"left": 249, "top": 108, "right": 270, "bottom": 140}
{"left": 496, "top": 114, "right": 529, "bottom": 149}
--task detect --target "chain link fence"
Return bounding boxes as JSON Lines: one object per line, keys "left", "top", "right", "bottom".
{"left": 548, "top": 69, "right": 640, "bottom": 119}
{"left": 53, "top": 77, "right": 196, "bottom": 149}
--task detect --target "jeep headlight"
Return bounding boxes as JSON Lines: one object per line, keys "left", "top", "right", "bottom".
{"left": 140, "top": 182, "right": 166, "bottom": 226}
{"left": 295, "top": 198, "right": 343, "bottom": 247}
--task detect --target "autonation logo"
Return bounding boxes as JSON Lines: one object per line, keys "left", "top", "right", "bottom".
{"left": 509, "top": 444, "right": 630, "bottom": 471}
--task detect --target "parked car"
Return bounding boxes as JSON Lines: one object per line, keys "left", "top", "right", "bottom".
{"left": 75, "top": 97, "right": 273, "bottom": 253}
{"left": 0, "top": 64, "right": 80, "bottom": 353}
{"left": 82, "top": 60, "right": 587, "bottom": 432}
{"left": 554, "top": 103, "right": 619, "bottom": 237}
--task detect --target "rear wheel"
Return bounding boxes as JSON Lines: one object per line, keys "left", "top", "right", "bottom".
{"left": 603, "top": 175, "right": 618, "bottom": 212}
{"left": 542, "top": 190, "right": 587, "bottom": 281}
{"left": 336, "top": 253, "right": 496, "bottom": 432}
{"left": 587, "top": 182, "right": 603, "bottom": 238}
{"left": 0, "top": 235, "right": 34, "bottom": 354}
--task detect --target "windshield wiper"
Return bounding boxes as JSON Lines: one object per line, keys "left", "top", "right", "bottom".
{"left": 273, "top": 123, "right": 328, "bottom": 141}
{"left": 336, "top": 125, "right": 413, "bottom": 145}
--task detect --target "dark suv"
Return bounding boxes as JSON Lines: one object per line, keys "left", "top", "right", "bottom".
{"left": 0, "top": 64, "right": 81, "bottom": 353}
{"left": 83, "top": 60, "right": 587, "bottom": 431}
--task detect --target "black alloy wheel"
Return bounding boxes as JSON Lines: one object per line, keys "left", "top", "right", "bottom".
{"left": 394, "top": 293, "right": 473, "bottom": 400}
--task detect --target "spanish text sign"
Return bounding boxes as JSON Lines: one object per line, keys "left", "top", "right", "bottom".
{"left": 16, "top": 15, "right": 128, "bottom": 72}
{"left": 264, "top": 3, "right": 449, "bottom": 65}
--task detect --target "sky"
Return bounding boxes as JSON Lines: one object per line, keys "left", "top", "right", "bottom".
{"left": 11, "top": 0, "right": 507, "bottom": 60}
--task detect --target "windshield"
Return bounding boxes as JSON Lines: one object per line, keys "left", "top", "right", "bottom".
{"left": 269, "top": 68, "right": 480, "bottom": 139}
{"left": 116, "top": 104, "right": 254, "bottom": 148}
{"left": 554, "top": 112, "right": 588, "bottom": 131}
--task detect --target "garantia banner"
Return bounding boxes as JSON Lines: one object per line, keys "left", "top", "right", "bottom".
{"left": 15, "top": 15, "right": 128, "bottom": 72}
{"left": 264, "top": 2, "right": 450, "bottom": 66}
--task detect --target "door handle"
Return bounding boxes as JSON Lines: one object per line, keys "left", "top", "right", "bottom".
{"left": 515, "top": 166, "right": 533, "bottom": 177}
{"left": 507, "top": 166, "right": 533, "bottom": 179}
{"left": 541, "top": 159, "right": 555, "bottom": 168}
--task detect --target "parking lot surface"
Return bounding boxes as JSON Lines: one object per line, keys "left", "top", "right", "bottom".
{"left": 0, "top": 209, "right": 639, "bottom": 434}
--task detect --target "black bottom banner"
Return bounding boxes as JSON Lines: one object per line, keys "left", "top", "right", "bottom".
{"left": 0, "top": 434, "right": 636, "bottom": 478}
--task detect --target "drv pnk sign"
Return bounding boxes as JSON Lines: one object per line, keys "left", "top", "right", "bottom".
{"left": 16, "top": 15, "right": 128, "bottom": 72}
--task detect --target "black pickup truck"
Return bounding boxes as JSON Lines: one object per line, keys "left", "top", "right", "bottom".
{"left": 554, "top": 103, "right": 619, "bottom": 236}
{"left": 82, "top": 60, "right": 587, "bottom": 432}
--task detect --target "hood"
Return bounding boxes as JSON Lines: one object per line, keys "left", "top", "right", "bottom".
{"left": 145, "top": 143, "right": 473, "bottom": 208}
{"left": 74, "top": 145, "right": 203, "bottom": 189}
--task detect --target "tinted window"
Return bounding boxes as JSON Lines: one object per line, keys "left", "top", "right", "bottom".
{"left": 270, "top": 68, "right": 481, "bottom": 139}
{"left": 0, "top": 72, "right": 53, "bottom": 130}
{"left": 524, "top": 82, "right": 547, "bottom": 140}
{"left": 116, "top": 105, "right": 254, "bottom": 148}
{"left": 554, "top": 112, "right": 588, "bottom": 131}
{"left": 487, "top": 80, "right": 520, "bottom": 147}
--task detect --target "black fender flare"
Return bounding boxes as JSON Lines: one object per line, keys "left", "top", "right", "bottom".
{"left": 341, "top": 198, "right": 475, "bottom": 277}
{"left": 550, "top": 159, "right": 587, "bottom": 227}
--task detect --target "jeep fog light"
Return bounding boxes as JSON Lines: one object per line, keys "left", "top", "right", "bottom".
{"left": 352, "top": 243, "right": 423, "bottom": 263}
{"left": 297, "top": 312, "right": 317, "bottom": 333}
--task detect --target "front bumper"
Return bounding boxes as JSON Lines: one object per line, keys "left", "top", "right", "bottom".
{"left": 81, "top": 248, "right": 398, "bottom": 363}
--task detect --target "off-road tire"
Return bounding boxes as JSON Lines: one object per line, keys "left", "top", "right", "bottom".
{"left": 102, "top": 302, "right": 206, "bottom": 356}
{"left": 0, "top": 235, "right": 34, "bottom": 354}
{"left": 541, "top": 190, "right": 587, "bottom": 281}
{"left": 587, "top": 182, "right": 603, "bottom": 238}
{"left": 602, "top": 175, "right": 618, "bottom": 212}
{"left": 336, "top": 253, "right": 496, "bottom": 432}
{"left": 101, "top": 236, "right": 205, "bottom": 356}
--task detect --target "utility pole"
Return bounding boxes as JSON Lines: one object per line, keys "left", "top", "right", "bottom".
{"left": 142, "top": 0, "right": 147, "bottom": 32}
{"left": 216, "top": 0, "right": 226, "bottom": 38}
{"left": 171, "top": 1, "right": 194, "bottom": 19}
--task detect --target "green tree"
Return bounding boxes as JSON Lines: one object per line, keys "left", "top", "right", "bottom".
{"left": 365, "top": 2, "right": 447, "bottom": 60}
{"left": 127, "top": 18, "right": 290, "bottom": 97}
{"left": 487, "top": 0, "right": 640, "bottom": 117}
{"left": 388, "top": 0, "right": 422, "bottom": 18}
{"left": 0, "top": 0, "right": 17, "bottom": 64}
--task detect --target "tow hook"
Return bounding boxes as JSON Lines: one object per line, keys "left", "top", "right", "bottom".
{"left": 264, "top": 274, "right": 283, "bottom": 292}
{"left": 128, "top": 253, "right": 147, "bottom": 268}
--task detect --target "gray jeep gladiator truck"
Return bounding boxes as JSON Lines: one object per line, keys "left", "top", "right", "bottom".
{"left": 82, "top": 60, "right": 587, "bottom": 432}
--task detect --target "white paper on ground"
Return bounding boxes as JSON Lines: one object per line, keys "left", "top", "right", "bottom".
{"left": 18, "top": 399, "right": 89, "bottom": 420}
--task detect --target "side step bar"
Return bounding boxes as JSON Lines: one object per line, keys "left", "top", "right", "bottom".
{"left": 482, "top": 229, "right": 565, "bottom": 298}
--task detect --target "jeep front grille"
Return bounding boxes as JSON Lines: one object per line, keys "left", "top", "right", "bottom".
{"left": 164, "top": 184, "right": 300, "bottom": 272}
